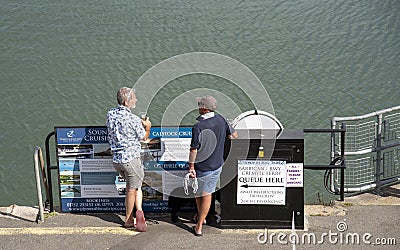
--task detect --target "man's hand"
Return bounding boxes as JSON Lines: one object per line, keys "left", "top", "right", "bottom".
{"left": 141, "top": 117, "right": 152, "bottom": 128}
{"left": 141, "top": 117, "right": 151, "bottom": 141}
{"left": 228, "top": 131, "right": 238, "bottom": 139}
{"left": 188, "top": 168, "right": 196, "bottom": 178}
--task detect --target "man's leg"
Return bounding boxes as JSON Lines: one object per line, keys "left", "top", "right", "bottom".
{"left": 125, "top": 188, "right": 137, "bottom": 226}
{"left": 134, "top": 187, "right": 147, "bottom": 232}
{"left": 195, "top": 192, "right": 212, "bottom": 233}
{"left": 135, "top": 187, "right": 143, "bottom": 211}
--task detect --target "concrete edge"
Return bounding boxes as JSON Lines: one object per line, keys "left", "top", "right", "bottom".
{"left": 0, "top": 227, "right": 139, "bottom": 236}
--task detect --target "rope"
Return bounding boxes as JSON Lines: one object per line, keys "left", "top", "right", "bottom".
{"left": 184, "top": 173, "right": 198, "bottom": 195}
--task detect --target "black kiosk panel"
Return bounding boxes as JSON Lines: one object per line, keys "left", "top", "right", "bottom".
{"left": 220, "top": 129, "right": 304, "bottom": 229}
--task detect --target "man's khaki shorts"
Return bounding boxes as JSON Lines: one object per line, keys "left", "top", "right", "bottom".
{"left": 113, "top": 158, "right": 144, "bottom": 190}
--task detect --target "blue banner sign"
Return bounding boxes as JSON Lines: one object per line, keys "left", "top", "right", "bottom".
{"left": 56, "top": 127, "right": 108, "bottom": 145}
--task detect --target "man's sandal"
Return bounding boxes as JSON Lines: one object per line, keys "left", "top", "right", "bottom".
{"left": 135, "top": 210, "right": 147, "bottom": 232}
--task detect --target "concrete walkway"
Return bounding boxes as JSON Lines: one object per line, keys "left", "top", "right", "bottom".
{"left": 0, "top": 184, "right": 399, "bottom": 250}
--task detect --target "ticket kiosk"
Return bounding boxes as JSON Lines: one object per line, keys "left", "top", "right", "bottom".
{"left": 220, "top": 110, "right": 304, "bottom": 229}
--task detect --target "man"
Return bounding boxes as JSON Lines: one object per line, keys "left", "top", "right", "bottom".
{"left": 188, "top": 95, "right": 237, "bottom": 236}
{"left": 106, "top": 87, "right": 151, "bottom": 232}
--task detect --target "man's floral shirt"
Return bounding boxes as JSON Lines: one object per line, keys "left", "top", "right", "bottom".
{"left": 106, "top": 105, "right": 145, "bottom": 163}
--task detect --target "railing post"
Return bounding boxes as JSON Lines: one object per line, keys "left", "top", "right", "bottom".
{"left": 45, "top": 131, "right": 56, "bottom": 212}
{"left": 34, "top": 146, "right": 44, "bottom": 223}
{"left": 340, "top": 123, "right": 346, "bottom": 201}
{"left": 375, "top": 114, "right": 383, "bottom": 196}
{"left": 331, "top": 119, "right": 336, "bottom": 193}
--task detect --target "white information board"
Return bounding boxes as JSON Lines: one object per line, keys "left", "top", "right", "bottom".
{"left": 286, "top": 163, "right": 304, "bottom": 187}
{"left": 237, "top": 160, "right": 286, "bottom": 205}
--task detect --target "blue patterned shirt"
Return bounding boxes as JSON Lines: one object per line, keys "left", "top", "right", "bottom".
{"left": 106, "top": 105, "right": 145, "bottom": 163}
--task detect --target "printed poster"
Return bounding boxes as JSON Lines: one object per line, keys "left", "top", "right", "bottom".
{"left": 56, "top": 126, "right": 193, "bottom": 213}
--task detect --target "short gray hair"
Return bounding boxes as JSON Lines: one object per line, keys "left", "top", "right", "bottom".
{"left": 117, "top": 87, "right": 133, "bottom": 105}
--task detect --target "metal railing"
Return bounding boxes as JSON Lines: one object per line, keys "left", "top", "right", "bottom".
{"left": 44, "top": 131, "right": 56, "bottom": 212}
{"left": 42, "top": 128, "right": 348, "bottom": 211}
{"left": 303, "top": 125, "right": 346, "bottom": 201}
{"left": 33, "top": 146, "right": 47, "bottom": 222}
{"left": 331, "top": 106, "right": 400, "bottom": 195}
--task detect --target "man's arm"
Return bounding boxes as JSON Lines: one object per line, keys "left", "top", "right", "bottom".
{"left": 188, "top": 148, "right": 197, "bottom": 177}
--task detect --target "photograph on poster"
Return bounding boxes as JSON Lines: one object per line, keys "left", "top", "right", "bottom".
{"left": 142, "top": 186, "right": 163, "bottom": 201}
{"left": 93, "top": 144, "right": 112, "bottom": 159}
{"left": 59, "top": 159, "right": 80, "bottom": 173}
{"left": 58, "top": 145, "right": 93, "bottom": 159}
{"left": 60, "top": 174, "right": 81, "bottom": 185}
{"left": 115, "top": 175, "right": 126, "bottom": 195}
{"left": 60, "top": 185, "right": 81, "bottom": 198}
